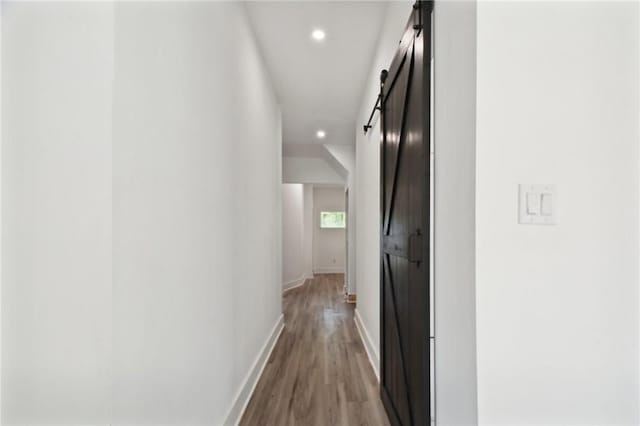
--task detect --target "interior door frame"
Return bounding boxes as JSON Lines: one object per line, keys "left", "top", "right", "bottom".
{"left": 345, "top": 188, "right": 349, "bottom": 297}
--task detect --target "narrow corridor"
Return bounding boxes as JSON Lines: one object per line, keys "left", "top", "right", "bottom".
{"left": 240, "top": 274, "right": 389, "bottom": 425}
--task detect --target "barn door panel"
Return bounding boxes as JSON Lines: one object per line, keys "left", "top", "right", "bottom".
{"left": 379, "top": 2, "right": 432, "bottom": 425}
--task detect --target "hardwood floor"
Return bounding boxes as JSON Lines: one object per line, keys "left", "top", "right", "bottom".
{"left": 240, "top": 273, "right": 390, "bottom": 426}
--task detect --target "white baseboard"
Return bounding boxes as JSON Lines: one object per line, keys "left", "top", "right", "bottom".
{"left": 223, "top": 314, "right": 285, "bottom": 425}
{"left": 354, "top": 308, "right": 380, "bottom": 382}
{"left": 283, "top": 274, "right": 307, "bottom": 292}
{"left": 313, "top": 267, "right": 345, "bottom": 274}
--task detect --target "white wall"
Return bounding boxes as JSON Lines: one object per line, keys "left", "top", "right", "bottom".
{"left": 324, "top": 144, "right": 357, "bottom": 294}
{"left": 324, "top": 145, "right": 355, "bottom": 174}
{"left": 230, "top": 8, "right": 283, "bottom": 420}
{"left": 433, "top": 1, "right": 478, "bottom": 424}
{"left": 345, "top": 180, "right": 355, "bottom": 294}
{"left": 323, "top": 144, "right": 354, "bottom": 180}
{"left": 0, "top": 5, "right": 4, "bottom": 419}
{"left": 113, "top": 3, "right": 282, "bottom": 425}
{"left": 312, "top": 186, "right": 346, "bottom": 274}
{"left": 354, "top": 0, "right": 410, "bottom": 375}
{"left": 2, "top": 3, "right": 114, "bottom": 424}
{"left": 282, "top": 183, "right": 317, "bottom": 288}
{"left": 303, "top": 184, "right": 314, "bottom": 280}
{"left": 2, "top": 2, "right": 282, "bottom": 425}
{"left": 282, "top": 184, "right": 305, "bottom": 289}
{"left": 283, "top": 156, "right": 345, "bottom": 185}
{"left": 476, "top": 2, "right": 639, "bottom": 424}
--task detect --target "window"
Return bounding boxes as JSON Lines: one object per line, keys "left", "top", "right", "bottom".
{"left": 320, "top": 211, "right": 345, "bottom": 229}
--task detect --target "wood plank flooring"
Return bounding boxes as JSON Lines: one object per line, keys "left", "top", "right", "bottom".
{"left": 240, "top": 274, "right": 390, "bottom": 426}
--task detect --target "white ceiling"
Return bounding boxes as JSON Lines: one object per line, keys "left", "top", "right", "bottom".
{"left": 245, "top": 1, "right": 390, "bottom": 146}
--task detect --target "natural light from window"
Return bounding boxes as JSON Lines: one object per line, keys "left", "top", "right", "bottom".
{"left": 320, "top": 211, "right": 345, "bottom": 229}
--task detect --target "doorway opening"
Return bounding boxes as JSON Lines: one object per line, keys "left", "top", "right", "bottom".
{"left": 281, "top": 183, "right": 347, "bottom": 294}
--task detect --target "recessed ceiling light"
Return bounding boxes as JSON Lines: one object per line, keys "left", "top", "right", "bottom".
{"left": 316, "top": 130, "right": 326, "bottom": 139}
{"left": 311, "top": 29, "right": 326, "bottom": 41}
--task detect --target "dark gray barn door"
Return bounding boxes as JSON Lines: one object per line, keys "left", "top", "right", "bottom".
{"left": 379, "top": 2, "right": 432, "bottom": 425}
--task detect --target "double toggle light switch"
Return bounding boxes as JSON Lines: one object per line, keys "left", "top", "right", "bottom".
{"left": 519, "top": 184, "right": 556, "bottom": 225}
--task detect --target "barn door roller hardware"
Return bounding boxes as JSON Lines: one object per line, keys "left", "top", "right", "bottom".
{"left": 363, "top": 69, "right": 388, "bottom": 134}
{"left": 412, "top": 1, "right": 423, "bottom": 33}
{"left": 363, "top": 1, "right": 430, "bottom": 135}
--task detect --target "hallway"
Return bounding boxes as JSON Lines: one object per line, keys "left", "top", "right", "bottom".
{"left": 240, "top": 274, "right": 389, "bottom": 425}
{"left": 3, "top": 2, "right": 640, "bottom": 425}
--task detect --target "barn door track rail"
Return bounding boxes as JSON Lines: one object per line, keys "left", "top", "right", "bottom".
{"left": 363, "top": 69, "right": 388, "bottom": 134}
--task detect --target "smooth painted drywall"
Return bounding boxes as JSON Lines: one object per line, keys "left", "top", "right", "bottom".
{"left": 2, "top": 3, "right": 114, "bottom": 423}
{"left": 303, "top": 184, "right": 314, "bottom": 279}
{"left": 345, "top": 180, "right": 356, "bottom": 294}
{"left": 2, "top": 2, "right": 282, "bottom": 424}
{"left": 283, "top": 156, "right": 345, "bottom": 185}
{"left": 323, "top": 145, "right": 355, "bottom": 175}
{"left": 113, "top": 3, "right": 282, "bottom": 424}
{"left": 354, "top": 0, "right": 410, "bottom": 374}
{"left": 229, "top": 6, "right": 283, "bottom": 420}
{"left": 476, "top": 2, "right": 639, "bottom": 424}
{"left": 312, "top": 186, "right": 346, "bottom": 274}
{"left": 324, "top": 145, "right": 357, "bottom": 294}
{"left": 0, "top": 5, "right": 3, "bottom": 419}
{"left": 323, "top": 144, "right": 354, "bottom": 180}
{"left": 282, "top": 184, "right": 305, "bottom": 289}
{"left": 433, "top": 1, "right": 478, "bottom": 424}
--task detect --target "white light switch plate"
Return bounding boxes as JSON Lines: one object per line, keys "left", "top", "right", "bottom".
{"left": 519, "top": 184, "right": 556, "bottom": 225}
